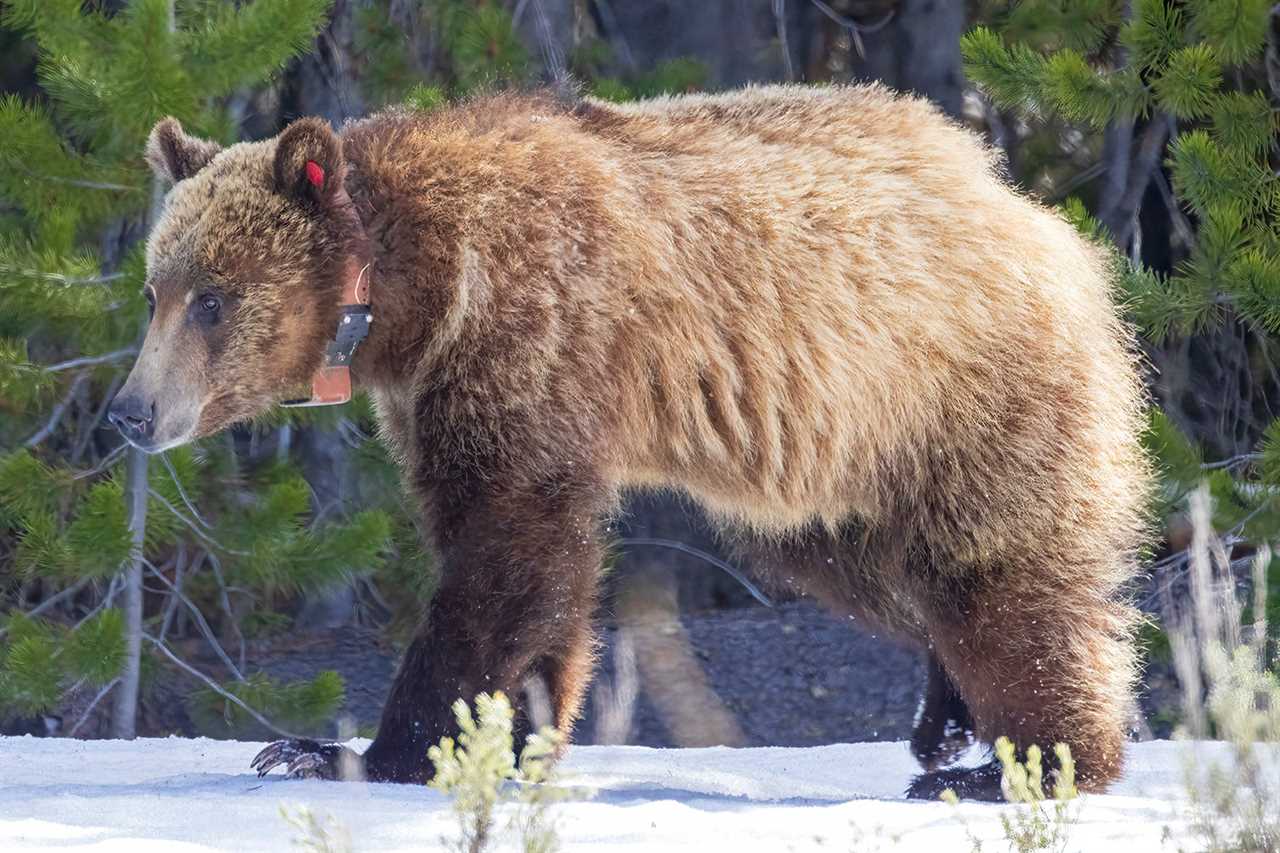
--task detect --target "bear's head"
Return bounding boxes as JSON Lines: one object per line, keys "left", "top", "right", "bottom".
{"left": 109, "top": 117, "right": 357, "bottom": 452}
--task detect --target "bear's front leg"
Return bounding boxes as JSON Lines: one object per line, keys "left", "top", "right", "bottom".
{"left": 254, "top": 475, "right": 605, "bottom": 783}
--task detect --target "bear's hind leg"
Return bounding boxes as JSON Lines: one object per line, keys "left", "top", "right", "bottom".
{"left": 910, "top": 653, "right": 975, "bottom": 772}
{"left": 737, "top": 522, "right": 978, "bottom": 768}
{"left": 907, "top": 565, "right": 1136, "bottom": 801}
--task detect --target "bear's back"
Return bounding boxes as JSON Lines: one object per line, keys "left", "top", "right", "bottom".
{"left": 562, "top": 89, "right": 1132, "bottom": 530}
{"left": 342, "top": 88, "right": 1141, "bottom": 539}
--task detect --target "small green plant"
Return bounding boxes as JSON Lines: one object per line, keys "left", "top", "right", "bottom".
{"left": 278, "top": 804, "right": 352, "bottom": 853}
{"left": 941, "top": 737, "right": 1079, "bottom": 853}
{"left": 428, "top": 691, "right": 572, "bottom": 853}
{"left": 1168, "top": 486, "right": 1280, "bottom": 852}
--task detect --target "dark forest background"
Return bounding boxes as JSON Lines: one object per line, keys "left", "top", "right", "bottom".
{"left": 2, "top": 0, "right": 1278, "bottom": 749}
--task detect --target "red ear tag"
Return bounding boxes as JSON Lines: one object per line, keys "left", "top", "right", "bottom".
{"left": 305, "top": 160, "right": 325, "bottom": 188}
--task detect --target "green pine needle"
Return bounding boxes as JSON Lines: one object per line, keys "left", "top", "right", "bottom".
{"left": 1169, "top": 131, "right": 1265, "bottom": 216}
{"left": 961, "top": 26, "right": 1048, "bottom": 113}
{"left": 1211, "top": 91, "right": 1277, "bottom": 157}
{"left": 1122, "top": 0, "right": 1186, "bottom": 72}
{"left": 0, "top": 634, "right": 63, "bottom": 715}
{"left": 1188, "top": 0, "right": 1272, "bottom": 65}
{"left": 63, "top": 608, "right": 126, "bottom": 686}
{"left": 1145, "top": 409, "right": 1204, "bottom": 491}
{"left": 64, "top": 477, "right": 133, "bottom": 579}
{"left": 193, "top": 670, "right": 345, "bottom": 734}
{"left": 1153, "top": 44, "right": 1223, "bottom": 119}
{"left": 0, "top": 450, "right": 71, "bottom": 527}
{"left": 185, "top": 0, "right": 333, "bottom": 95}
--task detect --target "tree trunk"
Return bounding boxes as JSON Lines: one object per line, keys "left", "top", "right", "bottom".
{"left": 111, "top": 0, "right": 173, "bottom": 739}
{"left": 846, "top": 0, "right": 965, "bottom": 118}
{"left": 110, "top": 445, "right": 147, "bottom": 738}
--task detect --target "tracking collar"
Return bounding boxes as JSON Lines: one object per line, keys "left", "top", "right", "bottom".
{"left": 282, "top": 180, "right": 373, "bottom": 407}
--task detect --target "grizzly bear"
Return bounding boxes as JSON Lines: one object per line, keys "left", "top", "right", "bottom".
{"left": 111, "top": 83, "right": 1149, "bottom": 800}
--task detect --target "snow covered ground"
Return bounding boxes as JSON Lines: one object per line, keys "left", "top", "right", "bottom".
{"left": 0, "top": 736, "right": 1217, "bottom": 851}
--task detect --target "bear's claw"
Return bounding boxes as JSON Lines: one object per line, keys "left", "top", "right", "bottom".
{"left": 251, "top": 738, "right": 360, "bottom": 781}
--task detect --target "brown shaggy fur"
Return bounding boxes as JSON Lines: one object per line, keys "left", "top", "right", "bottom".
{"left": 128, "top": 84, "right": 1150, "bottom": 798}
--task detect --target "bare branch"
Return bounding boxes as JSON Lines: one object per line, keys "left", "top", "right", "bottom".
{"left": 144, "top": 633, "right": 298, "bottom": 739}
{"left": 68, "top": 678, "right": 118, "bottom": 737}
{"left": 531, "top": 0, "right": 566, "bottom": 83}
{"left": 44, "top": 348, "right": 137, "bottom": 373}
{"left": 72, "top": 373, "right": 124, "bottom": 464}
{"left": 774, "top": 0, "right": 795, "bottom": 82}
{"left": 73, "top": 443, "right": 128, "bottom": 480}
{"left": 158, "top": 547, "right": 189, "bottom": 643}
{"left": 205, "top": 550, "right": 247, "bottom": 676}
{"left": 144, "top": 557, "right": 245, "bottom": 682}
{"left": 617, "top": 537, "right": 774, "bottom": 607}
{"left": 24, "top": 372, "right": 91, "bottom": 448}
{"left": 0, "top": 265, "right": 125, "bottom": 286}
{"left": 161, "top": 451, "right": 212, "bottom": 530}
{"left": 1266, "top": 3, "right": 1280, "bottom": 105}
{"left": 1201, "top": 453, "right": 1262, "bottom": 471}
{"left": 591, "top": 0, "right": 636, "bottom": 71}
{"left": 1152, "top": 167, "right": 1198, "bottom": 250}
{"left": 147, "top": 488, "right": 249, "bottom": 555}
{"left": 101, "top": 573, "right": 122, "bottom": 611}
{"left": 1045, "top": 161, "right": 1108, "bottom": 204}
{"left": 808, "top": 0, "right": 894, "bottom": 59}
{"left": 0, "top": 578, "right": 91, "bottom": 638}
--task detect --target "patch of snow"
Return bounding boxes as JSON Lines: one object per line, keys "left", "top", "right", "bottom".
{"left": 0, "top": 736, "right": 1214, "bottom": 851}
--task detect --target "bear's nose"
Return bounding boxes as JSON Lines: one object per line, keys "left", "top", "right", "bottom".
{"left": 108, "top": 394, "right": 155, "bottom": 443}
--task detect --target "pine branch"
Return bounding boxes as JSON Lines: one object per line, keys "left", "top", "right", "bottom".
{"left": 1153, "top": 44, "right": 1222, "bottom": 118}
{"left": 1189, "top": 0, "right": 1272, "bottom": 65}
{"left": 185, "top": 0, "right": 333, "bottom": 95}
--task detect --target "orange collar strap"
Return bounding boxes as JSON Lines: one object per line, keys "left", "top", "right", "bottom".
{"left": 281, "top": 255, "right": 372, "bottom": 407}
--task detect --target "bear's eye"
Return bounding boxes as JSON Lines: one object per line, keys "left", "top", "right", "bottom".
{"left": 143, "top": 288, "right": 155, "bottom": 319}
{"left": 198, "top": 293, "right": 221, "bottom": 316}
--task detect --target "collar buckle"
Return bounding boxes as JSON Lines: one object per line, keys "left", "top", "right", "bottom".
{"left": 281, "top": 259, "right": 372, "bottom": 408}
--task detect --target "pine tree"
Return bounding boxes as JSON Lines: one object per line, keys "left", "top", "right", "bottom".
{"left": 0, "top": 0, "right": 400, "bottom": 739}
{"left": 351, "top": 0, "right": 708, "bottom": 110}
{"left": 0, "top": 0, "right": 716, "bottom": 740}
{"left": 963, "top": 2, "right": 1280, "bottom": 631}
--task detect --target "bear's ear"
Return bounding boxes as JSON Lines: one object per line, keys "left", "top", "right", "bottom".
{"left": 145, "top": 118, "right": 222, "bottom": 184}
{"left": 272, "top": 117, "right": 344, "bottom": 207}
